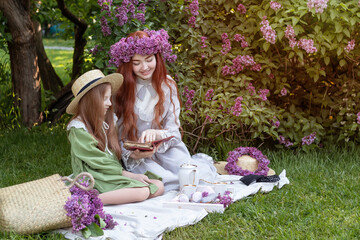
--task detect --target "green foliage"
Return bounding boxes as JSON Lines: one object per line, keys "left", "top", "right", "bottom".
{"left": 167, "top": 0, "right": 360, "bottom": 150}
{"left": 0, "top": 56, "right": 22, "bottom": 129}
{"left": 85, "top": 0, "right": 178, "bottom": 73}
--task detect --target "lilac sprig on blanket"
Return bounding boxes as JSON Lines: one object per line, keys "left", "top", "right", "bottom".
{"left": 64, "top": 177, "right": 117, "bottom": 237}
{"left": 216, "top": 191, "right": 233, "bottom": 208}
{"left": 225, "top": 147, "right": 270, "bottom": 176}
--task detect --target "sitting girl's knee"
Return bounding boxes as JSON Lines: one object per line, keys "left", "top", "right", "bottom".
{"left": 153, "top": 180, "right": 164, "bottom": 195}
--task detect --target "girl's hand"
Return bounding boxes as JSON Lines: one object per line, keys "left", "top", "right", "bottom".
{"left": 129, "top": 147, "right": 157, "bottom": 160}
{"left": 131, "top": 173, "right": 150, "bottom": 185}
{"left": 122, "top": 171, "right": 150, "bottom": 185}
{"left": 139, "top": 129, "right": 163, "bottom": 143}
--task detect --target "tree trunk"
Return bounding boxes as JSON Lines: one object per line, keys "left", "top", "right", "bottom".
{"left": 0, "top": 0, "right": 41, "bottom": 127}
{"left": 33, "top": 20, "right": 64, "bottom": 94}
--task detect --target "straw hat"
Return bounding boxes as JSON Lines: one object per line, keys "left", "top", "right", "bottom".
{"left": 215, "top": 155, "right": 275, "bottom": 176}
{"left": 66, "top": 69, "right": 123, "bottom": 114}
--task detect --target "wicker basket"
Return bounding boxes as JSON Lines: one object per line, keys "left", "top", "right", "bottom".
{"left": 0, "top": 174, "right": 72, "bottom": 234}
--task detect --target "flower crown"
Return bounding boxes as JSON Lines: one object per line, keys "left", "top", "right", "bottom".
{"left": 225, "top": 147, "right": 270, "bottom": 176}
{"left": 109, "top": 29, "right": 177, "bottom": 67}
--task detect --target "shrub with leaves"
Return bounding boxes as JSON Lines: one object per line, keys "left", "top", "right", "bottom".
{"left": 85, "top": 0, "right": 360, "bottom": 151}
{"left": 167, "top": 0, "right": 360, "bottom": 150}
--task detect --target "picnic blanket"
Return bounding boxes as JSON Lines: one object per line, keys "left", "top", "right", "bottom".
{"left": 55, "top": 170, "right": 290, "bottom": 240}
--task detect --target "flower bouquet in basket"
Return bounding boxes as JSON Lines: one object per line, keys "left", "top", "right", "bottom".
{"left": 63, "top": 174, "right": 117, "bottom": 239}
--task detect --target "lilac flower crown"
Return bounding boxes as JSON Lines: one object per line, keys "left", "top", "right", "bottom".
{"left": 109, "top": 29, "right": 177, "bottom": 67}
{"left": 225, "top": 147, "right": 270, "bottom": 176}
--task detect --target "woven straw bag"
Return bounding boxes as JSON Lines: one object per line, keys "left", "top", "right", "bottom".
{"left": 0, "top": 173, "right": 94, "bottom": 234}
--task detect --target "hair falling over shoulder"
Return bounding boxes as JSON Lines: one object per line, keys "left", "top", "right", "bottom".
{"left": 71, "top": 83, "right": 122, "bottom": 159}
{"left": 115, "top": 51, "right": 182, "bottom": 141}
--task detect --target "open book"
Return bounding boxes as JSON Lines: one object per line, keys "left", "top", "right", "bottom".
{"left": 123, "top": 136, "right": 175, "bottom": 151}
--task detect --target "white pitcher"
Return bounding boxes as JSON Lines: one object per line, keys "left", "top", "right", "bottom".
{"left": 178, "top": 164, "right": 199, "bottom": 190}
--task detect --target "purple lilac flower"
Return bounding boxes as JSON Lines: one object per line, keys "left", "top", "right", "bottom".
{"left": 307, "top": 0, "right": 329, "bottom": 13}
{"left": 183, "top": 86, "right": 195, "bottom": 111}
{"left": 221, "top": 33, "right": 231, "bottom": 55}
{"left": 297, "top": 39, "right": 317, "bottom": 54}
{"left": 201, "top": 36, "right": 207, "bottom": 48}
{"left": 231, "top": 96, "right": 243, "bottom": 116}
{"left": 222, "top": 55, "right": 260, "bottom": 76}
{"left": 234, "top": 34, "right": 248, "bottom": 48}
{"left": 205, "top": 88, "right": 214, "bottom": 101}
{"left": 258, "top": 89, "right": 270, "bottom": 101}
{"left": 138, "top": 3, "right": 146, "bottom": 12}
{"left": 344, "top": 40, "right": 355, "bottom": 53}
{"left": 237, "top": 4, "right": 246, "bottom": 14}
{"left": 98, "top": 0, "right": 113, "bottom": 16}
{"left": 217, "top": 191, "right": 232, "bottom": 208}
{"left": 100, "top": 17, "right": 112, "bottom": 36}
{"left": 302, "top": 132, "right": 317, "bottom": 145}
{"left": 247, "top": 83, "right": 256, "bottom": 95}
{"left": 234, "top": 34, "right": 243, "bottom": 42}
{"left": 357, "top": 112, "right": 360, "bottom": 124}
{"left": 271, "top": 117, "right": 280, "bottom": 128}
{"left": 270, "top": 1, "right": 282, "bottom": 11}
{"left": 128, "top": 3, "right": 135, "bottom": 15}
{"left": 64, "top": 178, "right": 117, "bottom": 232}
{"left": 188, "top": 0, "right": 199, "bottom": 27}
{"left": 135, "top": 13, "right": 145, "bottom": 24}
{"left": 285, "top": 25, "right": 297, "bottom": 48}
{"left": 202, "top": 191, "right": 209, "bottom": 198}
{"left": 188, "top": 16, "right": 196, "bottom": 27}
{"left": 260, "top": 16, "right": 276, "bottom": 44}
{"left": 189, "top": 0, "right": 199, "bottom": 16}
{"left": 281, "top": 87, "right": 287, "bottom": 96}
{"left": 89, "top": 45, "right": 100, "bottom": 56}
{"left": 278, "top": 135, "right": 294, "bottom": 148}
{"left": 205, "top": 115, "right": 213, "bottom": 122}
{"left": 251, "top": 64, "right": 261, "bottom": 71}
{"left": 221, "top": 65, "right": 233, "bottom": 76}
{"left": 115, "top": 6, "right": 128, "bottom": 26}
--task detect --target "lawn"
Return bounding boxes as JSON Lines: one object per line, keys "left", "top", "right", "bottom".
{"left": 0, "top": 127, "right": 359, "bottom": 239}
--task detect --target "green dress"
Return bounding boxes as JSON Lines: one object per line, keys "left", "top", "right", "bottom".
{"left": 68, "top": 126, "right": 159, "bottom": 194}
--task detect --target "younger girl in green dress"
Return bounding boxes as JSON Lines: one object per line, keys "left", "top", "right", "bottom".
{"left": 66, "top": 69, "right": 164, "bottom": 205}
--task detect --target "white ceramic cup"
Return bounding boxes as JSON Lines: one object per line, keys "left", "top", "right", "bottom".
{"left": 213, "top": 182, "right": 227, "bottom": 196}
{"left": 213, "top": 182, "right": 236, "bottom": 196}
{"left": 179, "top": 164, "right": 199, "bottom": 190}
{"left": 182, "top": 184, "right": 197, "bottom": 199}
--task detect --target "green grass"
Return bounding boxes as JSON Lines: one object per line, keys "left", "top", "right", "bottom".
{"left": 45, "top": 49, "right": 73, "bottom": 85}
{"left": 1, "top": 127, "right": 359, "bottom": 239}
{"left": 43, "top": 38, "right": 74, "bottom": 48}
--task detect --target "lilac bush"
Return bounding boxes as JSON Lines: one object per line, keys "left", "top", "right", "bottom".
{"left": 86, "top": 0, "right": 360, "bottom": 150}
{"left": 167, "top": 0, "right": 360, "bottom": 150}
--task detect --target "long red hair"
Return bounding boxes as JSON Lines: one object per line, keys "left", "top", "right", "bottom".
{"left": 69, "top": 83, "right": 122, "bottom": 160}
{"left": 115, "top": 31, "right": 179, "bottom": 141}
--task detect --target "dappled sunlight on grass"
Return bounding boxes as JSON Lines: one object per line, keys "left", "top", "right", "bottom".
{"left": 45, "top": 49, "right": 72, "bottom": 85}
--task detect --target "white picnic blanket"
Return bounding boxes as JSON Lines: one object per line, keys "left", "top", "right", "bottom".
{"left": 55, "top": 170, "right": 289, "bottom": 240}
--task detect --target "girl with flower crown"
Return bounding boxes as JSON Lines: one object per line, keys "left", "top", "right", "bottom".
{"left": 66, "top": 69, "right": 164, "bottom": 205}
{"left": 110, "top": 30, "right": 217, "bottom": 191}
